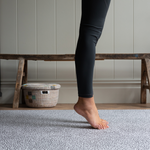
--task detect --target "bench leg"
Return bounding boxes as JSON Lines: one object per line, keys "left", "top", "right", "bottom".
{"left": 13, "top": 58, "right": 25, "bottom": 109}
{"left": 22, "top": 60, "right": 28, "bottom": 104}
{"left": 141, "top": 59, "right": 147, "bottom": 104}
{"left": 145, "top": 58, "right": 150, "bottom": 92}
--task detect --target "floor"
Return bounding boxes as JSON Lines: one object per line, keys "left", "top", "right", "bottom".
{"left": 1, "top": 103, "right": 150, "bottom": 110}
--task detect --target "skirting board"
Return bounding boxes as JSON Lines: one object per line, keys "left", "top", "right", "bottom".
{"left": 0, "top": 80, "right": 150, "bottom": 104}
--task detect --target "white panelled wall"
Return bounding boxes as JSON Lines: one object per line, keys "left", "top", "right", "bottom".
{"left": 0, "top": 0, "right": 150, "bottom": 104}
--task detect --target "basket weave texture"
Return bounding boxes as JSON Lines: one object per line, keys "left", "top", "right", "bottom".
{"left": 22, "top": 83, "right": 61, "bottom": 108}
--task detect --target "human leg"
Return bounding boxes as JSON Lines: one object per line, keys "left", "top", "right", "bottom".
{"left": 74, "top": 0, "right": 111, "bottom": 129}
{"left": 75, "top": 0, "right": 111, "bottom": 98}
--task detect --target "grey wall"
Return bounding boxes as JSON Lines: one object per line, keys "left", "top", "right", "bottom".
{"left": 0, "top": 0, "right": 150, "bottom": 104}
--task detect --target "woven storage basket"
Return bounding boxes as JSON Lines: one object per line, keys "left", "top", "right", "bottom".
{"left": 22, "top": 83, "right": 61, "bottom": 108}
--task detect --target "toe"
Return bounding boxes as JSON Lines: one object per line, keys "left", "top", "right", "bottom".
{"left": 98, "top": 125, "right": 101, "bottom": 129}
{"left": 101, "top": 119, "right": 109, "bottom": 124}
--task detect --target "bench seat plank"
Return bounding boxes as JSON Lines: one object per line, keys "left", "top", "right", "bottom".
{"left": 0, "top": 53, "right": 150, "bottom": 61}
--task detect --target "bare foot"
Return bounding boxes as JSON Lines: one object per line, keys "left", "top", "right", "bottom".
{"left": 74, "top": 96, "right": 109, "bottom": 129}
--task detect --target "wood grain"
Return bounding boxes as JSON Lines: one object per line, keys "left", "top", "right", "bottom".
{"left": 21, "top": 60, "right": 28, "bottom": 104}
{"left": 141, "top": 59, "right": 147, "bottom": 104}
{"left": 145, "top": 58, "right": 150, "bottom": 87}
{"left": 13, "top": 58, "right": 25, "bottom": 108}
{"left": 0, "top": 53, "right": 150, "bottom": 61}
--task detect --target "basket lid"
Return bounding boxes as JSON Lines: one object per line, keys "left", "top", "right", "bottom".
{"left": 22, "top": 82, "right": 61, "bottom": 90}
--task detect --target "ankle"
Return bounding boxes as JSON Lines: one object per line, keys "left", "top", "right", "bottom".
{"left": 79, "top": 96, "right": 94, "bottom": 101}
{"left": 79, "top": 96, "right": 94, "bottom": 99}
{"left": 78, "top": 96, "right": 95, "bottom": 106}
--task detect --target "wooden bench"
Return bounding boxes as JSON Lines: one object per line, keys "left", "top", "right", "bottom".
{"left": 0, "top": 53, "right": 150, "bottom": 109}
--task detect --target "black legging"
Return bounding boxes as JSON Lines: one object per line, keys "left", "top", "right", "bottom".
{"left": 75, "top": 0, "right": 111, "bottom": 98}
